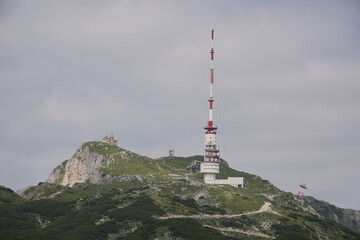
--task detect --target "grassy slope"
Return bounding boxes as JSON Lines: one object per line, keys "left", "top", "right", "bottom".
{"left": 1, "top": 142, "right": 359, "bottom": 240}
{"left": 0, "top": 186, "right": 24, "bottom": 204}
{"left": 2, "top": 181, "right": 359, "bottom": 240}
{"left": 85, "top": 141, "right": 169, "bottom": 176}
{"left": 304, "top": 196, "right": 360, "bottom": 234}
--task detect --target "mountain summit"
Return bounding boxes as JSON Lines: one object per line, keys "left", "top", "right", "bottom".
{"left": 1, "top": 141, "right": 359, "bottom": 239}
{"left": 46, "top": 142, "right": 154, "bottom": 187}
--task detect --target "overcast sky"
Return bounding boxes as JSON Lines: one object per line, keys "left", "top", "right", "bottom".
{"left": 1, "top": 0, "right": 359, "bottom": 209}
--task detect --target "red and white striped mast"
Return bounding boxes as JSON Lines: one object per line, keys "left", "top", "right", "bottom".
{"left": 208, "top": 29, "right": 216, "bottom": 130}
{"left": 200, "top": 29, "right": 220, "bottom": 182}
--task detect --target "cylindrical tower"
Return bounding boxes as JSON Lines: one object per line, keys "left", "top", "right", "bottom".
{"left": 200, "top": 29, "right": 220, "bottom": 181}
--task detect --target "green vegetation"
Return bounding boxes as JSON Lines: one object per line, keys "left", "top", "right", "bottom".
{"left": 83, "top": 141, "right": 124, "bottom": 155}
{"left": 1, "top": 142, "right": 359, "bottom": 239}
{"left": 0, "top": 186, "right": 24, "bottom": 204}
{"left": 165, "top": 218, "right": 237, "bottom": 240}
{"left": 158, "top": 155, "right": 202, "bottom": 171}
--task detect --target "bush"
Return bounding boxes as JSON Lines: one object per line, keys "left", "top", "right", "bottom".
{"left": 276, "top": 232, "right": 310, "bottom": 240}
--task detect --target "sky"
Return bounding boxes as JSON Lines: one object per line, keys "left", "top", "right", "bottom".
{"left": 0, "top": 0, "right": 359, "bottom": 209}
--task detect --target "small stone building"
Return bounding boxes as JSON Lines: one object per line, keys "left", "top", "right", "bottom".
{"left": 101, "top": 134, "right": 117, "bottom": 146}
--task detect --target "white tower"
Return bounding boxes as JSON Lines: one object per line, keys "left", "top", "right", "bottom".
{"left": 200, "top": 30, "right": 244, "bottom": 188}
{"left": 200, "top": 30, "right": 221, "bottom": 182}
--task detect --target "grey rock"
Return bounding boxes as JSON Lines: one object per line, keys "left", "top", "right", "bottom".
{"left": 46, "top": 145, "right": 115, "bottom": 187}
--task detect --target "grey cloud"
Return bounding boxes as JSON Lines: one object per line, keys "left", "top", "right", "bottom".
{"left": 0, "top": 0, "right": 359, "bottom": 209}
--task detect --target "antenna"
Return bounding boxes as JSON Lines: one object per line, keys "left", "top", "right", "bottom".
{"left": 200, "top": 30, "right": 220, "bottom": 181}
{"left": 204, "top": 29, "right": 220, "bottom": 163}
{"left": 207, "top": 29, "right": 216, "bottom": 128}
{"left": 199, "top": 30, "right": 244, "bottom": 188}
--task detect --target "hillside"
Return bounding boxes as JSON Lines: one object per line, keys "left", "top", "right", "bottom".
{"left": 305, "top": 196, "right": 360, "bottom": 234}
{"left": 1, "top": 141, "right": 359, "bottom": 239}
{"left": 0, "top": 186, "right": 24, "bottom": 204}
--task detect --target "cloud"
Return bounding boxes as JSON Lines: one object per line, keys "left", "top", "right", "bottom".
{"left": 0, "top": 0, "right": 359, "bottom": 209}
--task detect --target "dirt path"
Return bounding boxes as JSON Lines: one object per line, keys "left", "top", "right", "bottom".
{"left": 157, "top": 201, "right": 280, "bottom": 220}
{"left": 156, "top": 201, "right": 280, "bottom": 239}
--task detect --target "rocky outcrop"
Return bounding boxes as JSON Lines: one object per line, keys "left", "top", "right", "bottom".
{"left": 305, "top": 196, "right": 360, "bottom": 233}
{"left": 46, "top": 160, "right": 67, "bottom": 184}
{"left": 46, "top": 143, "right": 116, "bottom": 187}
{"left": 16, "top": 185, "right": 34, "bottom": 199}
{"left": 17, "top": 183, "right": 66, "bottom": 200}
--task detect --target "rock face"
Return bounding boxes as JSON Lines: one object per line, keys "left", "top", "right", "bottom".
{"left": 46, "top": 160, "right": 67, "bottom": 184}
{"left": 16, "top": 183, "right": 65, "bottom": 200}
{"left": 46, "top": 143, "right": 115, "bottom": 187}
{"left": 305, "top": 196, "right": 360, "bottom": 233}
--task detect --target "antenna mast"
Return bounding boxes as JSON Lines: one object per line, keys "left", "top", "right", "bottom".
{"left": 200, "top": 30, "right": 220, "bottom": 181}
{"left": 198, "top": 30, "right": 244, "bottom": 188}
